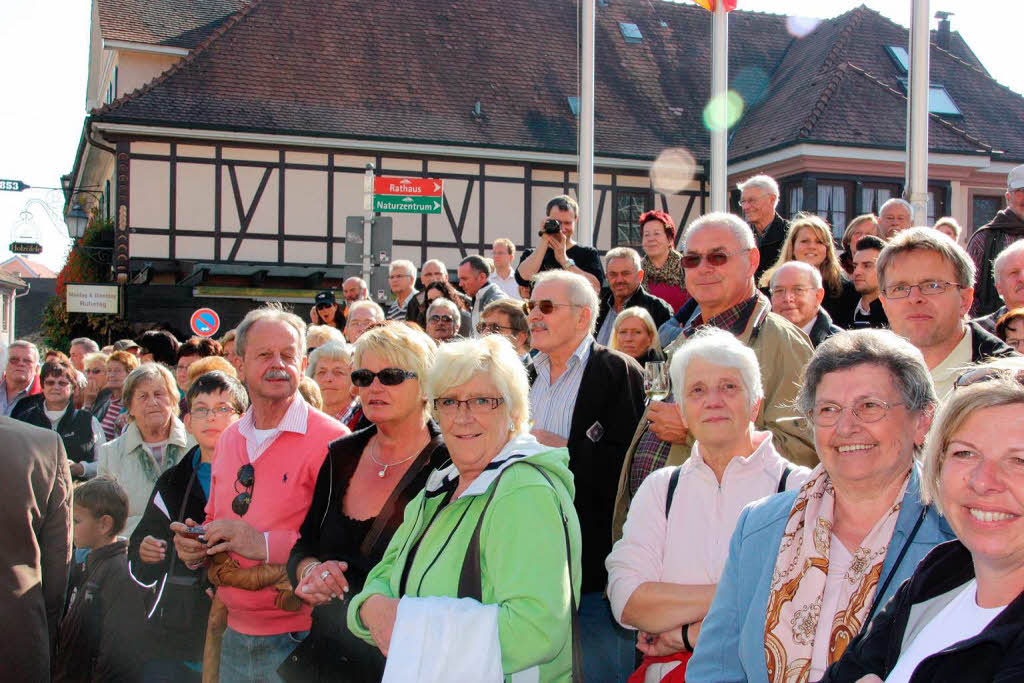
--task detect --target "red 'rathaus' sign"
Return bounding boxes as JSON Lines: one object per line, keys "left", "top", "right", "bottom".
{"left": 373, "top": 177, "right": 443, "bottom": 197}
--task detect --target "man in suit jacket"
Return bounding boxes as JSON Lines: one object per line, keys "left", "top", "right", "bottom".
{"left": 525, "top": 269, "right": 645, "bottom": 683}
{"left": 459, "top": 255, "right": 507, "bottom": 330}
{"left": 0, "top": 415, "right": 73, "bottom": 682}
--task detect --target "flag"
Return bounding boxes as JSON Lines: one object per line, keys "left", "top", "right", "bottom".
{"left": 694, "top": 0, "right": 737, "bottom": 10}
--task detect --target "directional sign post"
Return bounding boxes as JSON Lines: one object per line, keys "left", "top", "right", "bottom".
{"left": 190, "top": 308, "right": 221, "bottom": 338}
{"left": 0, "top": 179, "right": 28, "bottom": 192}
{"left": 372, "top": 176, "right": 443, "bottom": 214}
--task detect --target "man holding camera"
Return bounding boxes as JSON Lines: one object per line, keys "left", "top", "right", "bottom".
{"left": 516, "top": 195, "right": 605, "bottom": 293}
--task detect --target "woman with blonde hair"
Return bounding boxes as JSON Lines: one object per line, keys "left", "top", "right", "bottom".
{"left": 760, "top": 212, "right": 858, "bottom": 328}
{"left": 610, "top": 306, "right": 664, "bottom": 366}
{"left": 840, "top": 213, "right": 881, "bottom": 273}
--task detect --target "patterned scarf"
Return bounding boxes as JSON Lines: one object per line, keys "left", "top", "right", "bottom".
{"left": 642, "top": 249, "right": 685, "bottom": 290}
{"left": 764, "top": 465, "right": 908, "bottom": 683}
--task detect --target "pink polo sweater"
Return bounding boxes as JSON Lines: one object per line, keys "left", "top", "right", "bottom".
{"left": 206, "top": 402, "right": 348, "bottom": 635}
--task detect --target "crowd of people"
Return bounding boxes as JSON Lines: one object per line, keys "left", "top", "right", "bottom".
{"left": 3, "top": 164, "right": 1024, "bottom": 683}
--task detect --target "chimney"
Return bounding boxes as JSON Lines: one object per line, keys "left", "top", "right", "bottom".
{"left": 934, "top": 11, "right": 953, "bottom": 50}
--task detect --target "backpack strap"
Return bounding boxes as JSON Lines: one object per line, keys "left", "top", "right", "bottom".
{"left": 777, "top": 463, "right": 794, "bottom": 494}
{"left": 457, "top": 461, "right": 583, "bottom": 683}
{"left": 664, "top": 466, "right": 683, "bottom": 519}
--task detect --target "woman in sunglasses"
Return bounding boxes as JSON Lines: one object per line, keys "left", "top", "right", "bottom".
{"left": 79, "top": 351, "right": 109, "bottom": 413}
{"left": 284, "top": 323, "right": 449, "bottom": 682}
{"left": 821, "top": 369, "right": 1024, "bottom": 682}
{"left": 348, "top": 334, "right": 582, "bottom": 682}
{"left": 418, "top": 281, "right": 472, "bottom": 337}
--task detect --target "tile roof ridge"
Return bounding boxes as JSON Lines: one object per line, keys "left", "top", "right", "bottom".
{"left": 796, "top": 62, "right": 850, "bottom": 140}
{"left": 91, "top": 0, "right": 264, "bottom": 117}
{"left": 843, "top": 62, "right": 994, "bottom": 153}
{"left": 930, "top": 40, "right": 1024, "bottom": 103}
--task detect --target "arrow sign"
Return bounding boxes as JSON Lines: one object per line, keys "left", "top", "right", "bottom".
{"left": 0, "top": 179, "right": 28, "bottom": 192}
{"left": 373, "top": 177, "right": 443, "bottom": 197}
{"left": 373, "top": 196, "right": 442, "bottom": 214}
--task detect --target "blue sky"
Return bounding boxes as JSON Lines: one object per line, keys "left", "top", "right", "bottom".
{"left": 0, "top": 0, "right": 1018, "bottom": 273}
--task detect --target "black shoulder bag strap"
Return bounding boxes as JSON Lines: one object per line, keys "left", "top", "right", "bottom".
{"left": 457, "top": 462, "right": 583, "bottom": 683}
{"left": 862, "top": 505, "right": 929, "bottom": 627}
{"left": 777, "top": 464, "right": 794, "bottom": 493}
{"left": 360, "top": 433, "right": 445, "bottom": 558}
{"left": 664, "top": 466, "right": 683, "bottom": 519}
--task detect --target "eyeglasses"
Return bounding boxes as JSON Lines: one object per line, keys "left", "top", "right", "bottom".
{"left": 190, "top": 405, "right": 239, "bottom": 421}
{"left": 476, "top": 321, "right": 517, "bottom": 334}
{"left": 232, "top": 464, "right": 254, "bottom": 516}
{"left": 523, "top": 299, "right": 580, "bottom": 315}
{"left": 351, "top": 368, "right": 418, "bottom": 387}
{"left": 43, "top": 380, "right": 71, "bottom": 389}
{"left": 883, "top": 281, "right": 961, "bottom": 299}
{"left": 429, "top": 314, "right": 455, "bottom": 324}
{"left": 433, "top": 397, "right": 505, "bottom": 414}
{"left": 770, "top": 286, "right": 816, "bottom": 299}
{"left": 954, "top": 366, "right": 1024, "bottom": 390}
{"left": 680, "top": 249, "right": 751, "bottom": 269}
{"left": 809, "top": 398, "right": 904, "bottom": 426}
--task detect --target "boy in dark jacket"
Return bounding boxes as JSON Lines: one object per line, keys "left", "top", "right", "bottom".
{"left": 54, "top": 477, "right": 145, "bottom": 682}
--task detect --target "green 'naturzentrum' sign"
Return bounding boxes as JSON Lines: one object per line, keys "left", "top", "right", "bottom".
{"left": 373, "top": 195, "right": 442, "bottom": 213}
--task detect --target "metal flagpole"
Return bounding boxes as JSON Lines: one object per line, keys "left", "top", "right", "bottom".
{"left": 578, "top": 0, "right": 596, "bottom": 246}
{"left": 906, "top": 0, "right": 931, "bottom": 225}
{"left": 710, "top": 1, "right": 729, "bottom": 212}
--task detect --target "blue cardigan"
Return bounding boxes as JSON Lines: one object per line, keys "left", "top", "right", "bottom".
{"left": 686, "top": 466, "right": 954, "bottom": 683}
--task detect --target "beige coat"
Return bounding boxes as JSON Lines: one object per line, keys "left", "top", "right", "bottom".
{"left": 98, "top": 418, "right": 192, "bottom": 537}
{"left": 611, "top": 295, "right": 817, "bottom": 541}
{"left": 0, "top": 416, "right": 73, "bottom": 682}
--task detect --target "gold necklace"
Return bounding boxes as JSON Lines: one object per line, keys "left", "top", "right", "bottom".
{"left": 368, "top": 437, "right": 418, "bottom": 478}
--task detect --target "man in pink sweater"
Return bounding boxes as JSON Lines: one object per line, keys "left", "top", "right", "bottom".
{"left": 172, "top": 304, "right": 348, "bottom": 681}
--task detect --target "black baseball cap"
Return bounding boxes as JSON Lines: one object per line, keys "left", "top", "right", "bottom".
{"left": 315, "top": 290, "right": 337, "bottom": 307}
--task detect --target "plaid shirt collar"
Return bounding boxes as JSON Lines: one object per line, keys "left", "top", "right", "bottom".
{"left": 683, "top": 293, "right": 760, "bottom": 338}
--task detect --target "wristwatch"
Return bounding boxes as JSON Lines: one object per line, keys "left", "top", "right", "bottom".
{"left": 563, "top": 258, "right": 576, "bottom": 269}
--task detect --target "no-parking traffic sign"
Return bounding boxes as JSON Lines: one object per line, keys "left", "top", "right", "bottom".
{"left": 190, "top": 308, "right": 220, "bottom": 337}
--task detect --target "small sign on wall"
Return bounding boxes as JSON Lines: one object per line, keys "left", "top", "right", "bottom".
{"left": 67, "top": 283, "right": 119, "bottom": 314}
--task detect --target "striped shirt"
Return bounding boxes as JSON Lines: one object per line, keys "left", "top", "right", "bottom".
{"left": 99, "top": 398, "right": 123, "bottom": 441}
{"left": 529, "top": 335, "right": 593, "bottom": 439}
{"left": 386, "top": 290, "right": 417, "bottom": 321}
{"left": 236, "top": 393, "right": 310, "bottom": 463}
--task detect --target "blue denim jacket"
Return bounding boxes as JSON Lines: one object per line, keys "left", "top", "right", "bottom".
{"left": 686, "top": 466, "right": 954, "bottom": 683}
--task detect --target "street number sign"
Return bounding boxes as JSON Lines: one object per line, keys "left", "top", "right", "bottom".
{"left": 0, "top": 179, "right": 28, "bottom": 192}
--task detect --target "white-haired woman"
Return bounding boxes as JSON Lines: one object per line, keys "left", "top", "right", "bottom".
{"left": 687, "top": 330, "right": 955, "bottom": 683}
{"left": 348, "top": 335, "right": 583, "bottom": 682}
{"left": 820, "top": 369, "right": 1024, "bottom": 682}
{"left": 285, "top": 323, "right": 449, "bottom": 681}
{"left": 606, "top": 328, "right": 810, "bottom": 682}
{"left": 98, "top": 362, "right": 191, "bottom": 537}
{"left": 610, "top": 306, "right": 664, "bottom": 366}
{"left": 306, "top": 324, "right": 345, "bottom": 353}
{"left": 307, "top": 340, "right": 356, "bottom": 424}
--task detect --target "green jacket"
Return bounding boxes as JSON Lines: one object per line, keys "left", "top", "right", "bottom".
{"left": 348, "top": 434, "right": 582, "bottom": 682}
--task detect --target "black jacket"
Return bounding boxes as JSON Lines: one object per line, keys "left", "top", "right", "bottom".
{"left": 127, "top": 446, "right": 210, "bottom": 663}
{"left": 821, "top": 277, "right": 860, "bottom": 329}
{"left": 53, "top": 540, "right": 147, "bottom": 683}
{"left": 754, "top": 213, "right": 789, "bottom": 282}
{"left": 820, "top": 540, "right": 1024, "bottom": 683}
{"left": 851, "top": 297, "right": 889, "bottom": 330}
{"left": 969, "top": 320, "right": 1017, "bottom": 363}
{"left": 515, "top": 243, "right": 606, "bottom": 289}
{"left": 974, "top": 305, "right": 1008, "bottom": 335}
{"left": 87, "top": 388, "right": 113, "bottom": 423}
{"left": 807, "top": 308, "right": 843, "bottom": 347}
{"left": 528, "top": 341, "right": 645, "bottom": 593}
{"left": 968, "top": 208, "right": 1024, "bottom": 316}
{"left": 595, "top": 285, "right": 674, "bottom": 338}
{"left": 17, "top": 402, "right": 99, "bottom": 471}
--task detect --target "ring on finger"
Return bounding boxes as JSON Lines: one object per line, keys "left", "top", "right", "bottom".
{"left": 320, "top": 569, "right": 330, "bottom": 580}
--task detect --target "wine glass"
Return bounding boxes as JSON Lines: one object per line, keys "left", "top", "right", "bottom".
{"left": 644, "top": 362, "right": 670, "bottom": 403}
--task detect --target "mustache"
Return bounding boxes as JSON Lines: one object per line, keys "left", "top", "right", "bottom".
{"left": 263, "top": 369, "right": 291, "bottom": 380}
{"left": 529, "top": 322, "right": 549, "bottom": 332}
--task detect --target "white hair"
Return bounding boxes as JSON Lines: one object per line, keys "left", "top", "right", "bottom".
{"left": 681, "top": 212, "right": 756, "bottom": 251}
{"left": 532, "top": 269, "right": 600, "bottom": 335}
{"left": 604, "top": 247, "right": 642, "bottom": 271}
{"left": 347, "top": 299, "right": 386, "bottom": 321}
{"left": 424, "top": 335, "right": 531, "bottom": 435}
{"left": 879, "top": 198, "right": 913, "bottom": 216}
{"left": 426, "top": 298, "right": 460, "bottom": 319}
{"left": 307, "top": 340, "right": 353, "bottom": 377}
{"left": 770, "top": 260, "right": 823, "bottom": 290}
{"left": 994, "top": 240, "right": 1024, "bottom": 283}
{"left": 70, "top": 337, "right": 100, "bottom": 353}
{"left": 737, "top": 174, "right": 780, "bottom": 207}
{"left": 670, "top": 327, "right": 763, "bottom": 412}
{"left": 235, "top": 303, "right": 307, "bottom": 358}
{"left": 389, "top": 259, "right": 417, "bottom": 279}
{"left": 422, "top": 259, "right": 446, "bottom": 272}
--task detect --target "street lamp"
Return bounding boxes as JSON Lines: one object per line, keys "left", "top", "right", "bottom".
{"left": 63, "top": 189, "right": 105, "bottom": 240}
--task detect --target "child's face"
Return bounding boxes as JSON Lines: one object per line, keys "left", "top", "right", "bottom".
{"left": 184, "top": 390, "right": 241, "bottom": 453}
{"left": 72, "top": 505, "right": 112, "bottom": 550}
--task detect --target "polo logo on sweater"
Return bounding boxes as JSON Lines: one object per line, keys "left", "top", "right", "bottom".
{"left": 282, "top": 473, "right": 288, "bottom": 483}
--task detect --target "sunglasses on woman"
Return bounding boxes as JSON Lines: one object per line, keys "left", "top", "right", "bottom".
{"left": 954, "top": 366, "right": 1024, "bottom": 390}
{"left": 350, "top": 368, "right": 418, "bottom": 387}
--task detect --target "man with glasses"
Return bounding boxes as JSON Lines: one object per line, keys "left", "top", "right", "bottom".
{"left": 969, "top": 165, "right": 1024, "bottom": 317}
{"left": 769, "top": 261, "right": 841, "bottom": 347}
{"left": 878, "top": 227, "right": 1016, "bottom": 398}
{"left": 851, "top": 235, "right": 890, "bottom": 328}
{"left": 525, "top": 269, "right": 645, "bottom": 683}
{"left": 170, "top": 305, "right": 348, "bottom": 681}
{"left": 385, "top": 259, "right": 418, "bottom": 321}
{"left": 614, "top": 212, "right": 816, "bottom": 545}
{"left": 3, "top": 340, "right": 41, "bottom": 417}
{"left": 737, "top": 174, "right": 787, "bottom": 281}
{"left": 480, "top": 298, "right": 531, "bottom": 360}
